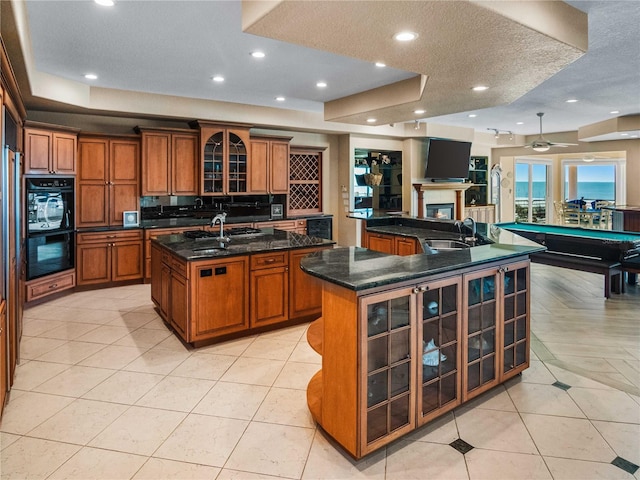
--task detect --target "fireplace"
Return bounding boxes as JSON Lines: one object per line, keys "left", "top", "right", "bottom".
{"left": 425, "top": 203, "right": 454, "bottom": 220}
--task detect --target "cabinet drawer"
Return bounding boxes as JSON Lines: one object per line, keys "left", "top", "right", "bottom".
{"left": 78, "top": 229, "right": 143, "bottom": 244}
{"left": 171, "top": 256, "right": 188, "bottom": 278}
{"left": 258, "top": 220, "right": 297, "bottom": 231}
{"left": 26, "top": 270, "right": 76, "bottom": 302}
{"left": 251, "top": 251, "right": 288, "bottom": 270}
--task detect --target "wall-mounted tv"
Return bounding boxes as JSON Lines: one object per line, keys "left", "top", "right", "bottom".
{"left": 424, "top": 138, "right": 472, "bottom": 181}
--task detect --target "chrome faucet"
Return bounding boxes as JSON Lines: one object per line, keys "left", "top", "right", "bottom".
{"left": 463, "top": 217, "right": 476, "bottom": 243}
{"left": 211, "top": 212, "right": 227, "bottom": 240}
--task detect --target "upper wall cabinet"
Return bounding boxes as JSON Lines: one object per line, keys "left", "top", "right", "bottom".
{"left": 77, "top": 135, "right": 140, "bottom": 228}
{"left": 137, "top": 127, "right": 199, "bottom": 196}
{"left": 249, "top": 135, "right": 291, "bottom": 194}
{"left": 24, "top": 123, "right": 79, "bottom": 175}
{"left": 190, "top": 121, "right": 252, "bottom": 196}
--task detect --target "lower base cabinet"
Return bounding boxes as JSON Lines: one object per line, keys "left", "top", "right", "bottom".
{"left": 365, "top": 231, "right": 420, "bottom": 256}
{"left": 308, "top": 258, "right": 530, "bottom": 459}
{"left": 25, "top": 269, "right": 75, "bottom": 302}
{"left": 77, "top": 230, "right": 143, "bottom": 286}
{"left": 151, "top": 244, "right": 331, "bottom": 344}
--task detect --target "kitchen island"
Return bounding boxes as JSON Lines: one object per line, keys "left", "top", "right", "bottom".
{"left": 300, "top": 218, "right": 545, "bottom": 459}
{"left": 150, "top": 228, "right": 334, "bottom": 346}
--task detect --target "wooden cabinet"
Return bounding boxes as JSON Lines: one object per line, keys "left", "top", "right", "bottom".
{"left": 309, "top": 258, "right": 530, "bottom": 459}
{"left": 77, "top": 136, "right": 140, "bottom": 228}
{"left": 191, "top": 121, "right": 251, "bottom": 196}
{"left": 415, "top": 276, "right": 463, "bottom": 426}
{"left": 462, "top": 260, "right": 530, "bottom": 401}
{"left": 144, "top": 226, "right": 199, "bottom": 280}
{"left": 76, "top": 230, "right": 143, "bottom": 285}
{"left": 360, "top": 287, "right": 416, "bottom": 455}
{"left": 24, "top": 125, "right": 78, "bottom": 175}
{"left": 289, "top": 247, "right": 330, "bottom": 319}
{"left": 464, "top": 205, "right": 496, "bottom": 224}
{"left": 25, "top": 269, "right": 75, "bottom": 302}
{"left": 249, "top": 135, "right": 290, "bottom": 194}
{"left": 365, "top": 230, "right": 419, "bottom": 256}
{"left": 260, "top": 219, "right": 307, "bottom": 234}
{"left": 395, "top": 236, "right": 419, "bottom": 256}
{"left": 250, "top": 252, "right": 289, "bottom": 327}
{"left": 139, "top": 128, "right": 199, "bottom": 196}
{"left": 190, "top": 256, "right": 249, "bottom": 340}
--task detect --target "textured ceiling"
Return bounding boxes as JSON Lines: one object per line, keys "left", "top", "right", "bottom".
{"left": 244, "top": 0, "right": 587, "bottom": 125}
{"left": 6, "top": 0, "right": 640, "bottom": 137}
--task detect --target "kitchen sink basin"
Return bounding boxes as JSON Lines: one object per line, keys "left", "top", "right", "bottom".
{"left": 192, "top": 243, "right": 228, "bottom": 253}
{"left": 424, "top": 239, "right": 470, "bottom": 249}
{"left": 422, "top": 238, "right": 471, "bottom": 255}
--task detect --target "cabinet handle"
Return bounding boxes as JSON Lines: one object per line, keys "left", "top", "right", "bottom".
{"left": 49, "top": 283, "right": 58, "bottom": 289}
{"left": 106, "top": 235, "right": 116, "bottom": 238}
{"left": 265, "top": 258, "right": 276, "bottom": 263}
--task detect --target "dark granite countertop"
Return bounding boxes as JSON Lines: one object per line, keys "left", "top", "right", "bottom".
{"left": 300, "top": 224, "right": 545, "bottom": 291}
{"left": 151, "top": 228, "right": 335, "bottom": 261}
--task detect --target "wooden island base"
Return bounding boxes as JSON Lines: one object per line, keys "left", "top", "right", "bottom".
{"left": 305, "top": 257, "right": 532, "bottom": 459}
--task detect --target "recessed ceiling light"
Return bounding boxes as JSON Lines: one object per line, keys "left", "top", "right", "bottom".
{"left": 94, "top": 0, "right": 114, "bottom": 6}
{"left": 212, "top": 75, "right": 224, "bottom": 82}
{"left": 366, "top": 118, "right": 377, "bottom": 123}
{"left": 472, "top": 85, "right": 489, "bottom": 91}
{"left": 316, "top": 81, "right": 327, "bottom": 88}
{"left": 251, "top": 51, "right": 265, "bottom": 58}
{"left": 394, "top": 31, "right": 418, "bottom": 42}
{"left": 620, "top": 133, "right": 629, "bottom": 136}
{"left": 516, "top": 122, "right": 524, "bottom": 125}
{"left": 468, "top": 114, "right": 477, "bottom": 118}
{"left": 84, "top": 73, "right": 98, "bottom": 80}
{"left": 610, "top": 110, "right": 620, "bottom": 114}
{"left": 414, "top": 109, "right": 425, "bottom": 115}
{"left": 375, "top": 62, "right": 386, "bottom": 68}
{"left": 275, "top": 96, "right": 285, "bottom": 102}
{"left": 631, "top": 135, "right": 638, "bottom": 138}
{"left": 566, "top": 99, "right": 578, "bottom": 103}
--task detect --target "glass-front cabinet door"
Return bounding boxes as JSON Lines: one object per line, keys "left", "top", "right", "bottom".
{"left": 463, "top": 267, "right": 499, "bottom": 401}
{"left": 416, "top": 277, "right": 462, "bottom": 426}
{"left": 227, "top": 132, "right": 248, "bottom": 193}
{"left": 360, "top": 288, "right": 415, "bottom": 455}
{"left": 203, "top": 132, "right": 224, "bottom": 194}
{"left": 501, "top": 261, "right": 530, "bottom": 379}
{"left": 201, "top": 127, "right": 250, "bottom": 196}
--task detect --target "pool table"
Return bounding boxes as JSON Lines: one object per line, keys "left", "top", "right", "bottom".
{"left": 497, "top": 222, "right": 640, "bottom": 285}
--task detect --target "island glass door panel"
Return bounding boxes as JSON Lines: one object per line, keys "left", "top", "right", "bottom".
{"left": 463, "top": 268, "right": 499, "bottom": 401}
{"left": 416, "top": 277, "right": 462, "bottom": 426}
{"left": 501, "top": 261, "right": 530, "bottom": 379}
{"left": 361, "top": 288, "right": 415, "bottom": 455}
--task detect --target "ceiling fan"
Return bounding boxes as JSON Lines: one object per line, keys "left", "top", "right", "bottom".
{"left": 525, "top": 112, "right": 578, "bottom": 152}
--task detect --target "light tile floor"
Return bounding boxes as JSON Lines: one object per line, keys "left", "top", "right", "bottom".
{"left": 1, "top": 268, "right": 639, "bottom": 479}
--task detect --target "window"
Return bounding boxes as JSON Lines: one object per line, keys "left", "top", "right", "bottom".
{"left": 515, "top": 159, "right": 552, "bottom": 223}
{"left": 562, "top": 161, "right": 624, "bottom": 205}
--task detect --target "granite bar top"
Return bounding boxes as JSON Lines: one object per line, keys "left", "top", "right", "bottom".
{"left": 300, "top": 224, "right": 545, "bottom": 291}
{"left": 152, "top": 228, "right": 335, "bottom": 261}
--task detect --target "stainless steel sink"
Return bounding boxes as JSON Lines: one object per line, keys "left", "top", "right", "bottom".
{"left": 422, "top": 238, "right": 471, "bottom": 254}
{"left": 425, "top": 239, "right": 470, "bottom": 249}
{"left": 192, "top": 243, "right": 227, "bottom": 253}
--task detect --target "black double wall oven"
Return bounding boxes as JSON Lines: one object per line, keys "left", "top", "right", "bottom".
{"left": 25, "top": 177, "right": 75, "bottom": 280}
